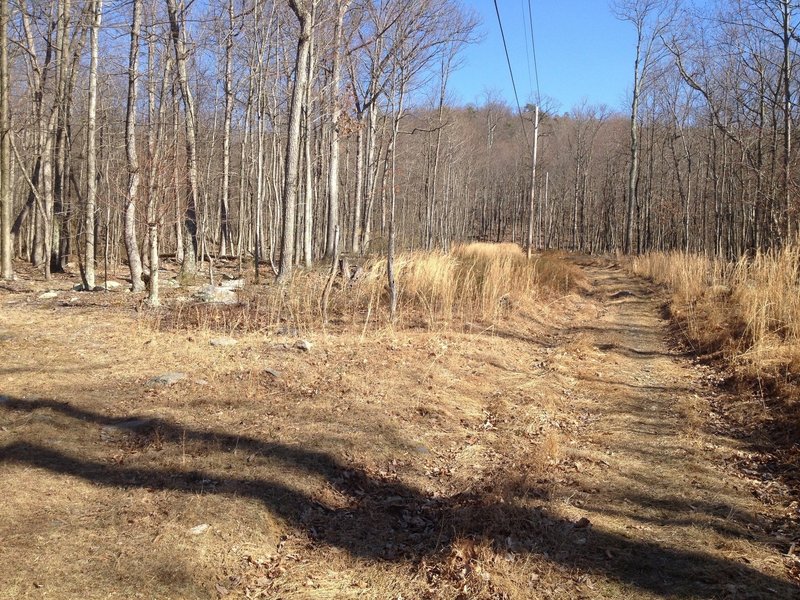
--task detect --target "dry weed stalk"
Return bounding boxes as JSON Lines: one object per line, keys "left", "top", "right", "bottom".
{"left": 156, "top": 243, "right": 585, "bottom": 335}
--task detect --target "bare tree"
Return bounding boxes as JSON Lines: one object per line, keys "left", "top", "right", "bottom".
{"left": 324, "top": 0, "right": 351, "bottom": 258}
{"left": 124, "top": 0, "right": 145, "bottom": 291}
{"left": 613, "top": 0, "right": 677, "bottom": 253}
{"left": 84, "top": 0, "right": 103, "bottom": 288}
{"left": 0, "top": 0, "right": 10, "bottom": 280}
{"left": 166, "top": 0, "right": 199, "bottom": 276}
{"left": 277, "top": 0, "right": 313, "bottom": 283}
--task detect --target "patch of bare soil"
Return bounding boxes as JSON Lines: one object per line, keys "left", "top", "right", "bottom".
{"left": 0, "top": 260, "right": 797, "bottom": 599}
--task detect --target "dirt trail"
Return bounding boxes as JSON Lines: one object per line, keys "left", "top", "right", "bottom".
{"left": 553, "top": 260, "right": 797, "bottom": 598}
{"left": 0, "top": 259, "right": 798, "bottom": 599}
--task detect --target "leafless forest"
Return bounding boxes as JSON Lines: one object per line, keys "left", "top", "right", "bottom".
{"left": 1, "top": 0, "right": 798, "bottom": 292}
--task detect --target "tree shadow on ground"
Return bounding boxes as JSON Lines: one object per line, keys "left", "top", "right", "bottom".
{"left": 1, "top": 396, "right": 797, "bottom": 599}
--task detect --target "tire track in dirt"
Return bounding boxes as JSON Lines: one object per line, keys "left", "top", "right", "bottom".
{"left": 551, "top": 260, "right": 798, "bottom": 598}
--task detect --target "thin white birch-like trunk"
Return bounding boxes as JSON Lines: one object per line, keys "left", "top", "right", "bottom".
{"left": 84, "top": 0, "right": 103, "bottom": 289}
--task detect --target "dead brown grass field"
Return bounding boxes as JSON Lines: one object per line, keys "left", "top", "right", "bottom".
{"left": 1, "top": 247, "right": 797, "bottom": 599}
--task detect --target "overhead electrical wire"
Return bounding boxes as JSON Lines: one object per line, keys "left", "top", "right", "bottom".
{"left": 527, "top": 0, "right": 542, "bottom": 106}
{"left": 492, "top": 0, "right": 532, "bottom": 153}
{"left": 521, "top": 0, "right": 534, "bottom": 95}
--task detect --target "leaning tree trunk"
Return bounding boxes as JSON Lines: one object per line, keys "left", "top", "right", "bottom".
{"left": 277, "top": 0, "right": 312, "bottom": 283}
{"left": 124, "top": 0, "right": 144, "bottom": 291}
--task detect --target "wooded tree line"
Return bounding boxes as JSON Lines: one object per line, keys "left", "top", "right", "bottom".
{"left": 0, "top": 0, "right": 798, "bottom": 301}
{"left": 526, "top": 0, "right": 800, "bottom": 260}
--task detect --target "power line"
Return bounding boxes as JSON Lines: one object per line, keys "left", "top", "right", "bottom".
{"left": 527, "top": 0, "right": 541, "bottom": 106}
{"left": 521, "top": 0, "right": 534, "bottom": 94}
{"left": 492, "top": 0, "right": 532, "bottom": 152}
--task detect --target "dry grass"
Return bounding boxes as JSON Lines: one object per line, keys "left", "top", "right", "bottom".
{"left": 0, "top": 272, "right": 597, "bottom": 599}
{"left": 155, "top": 243, "right": 587, "bottom": 334}
{"left": 2, "top": 255, "right": 797, "bottom": 598}
{"left": 631, "top": 246, "right": 800, "bottom": 380}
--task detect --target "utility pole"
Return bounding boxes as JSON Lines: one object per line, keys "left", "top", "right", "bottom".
{"left": 527, "top": 104, "right": 539, "bottom": 259}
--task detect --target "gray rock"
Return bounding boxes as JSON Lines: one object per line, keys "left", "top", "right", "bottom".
{"left": 187, "top": 523, "right": 210, "bottom": 536}
{"left": 73, "top": 283, "right": 105, "bottom": 292}
{"left": 146, "top": 372, "right": 186, "bottom": 387}
{"left": 194, "top": 285, "right": 238, "bottom": 304}
{"left": 264, "top": 368, "right": 281, "bottom": 378}
{"left": 295, "top": 339, "right": 313, "bottom": 352}
{"left": 220, "top": 278, "right": 245, "bottom": 290}
{"left": 209, "top": 336, "right": 237, "bottom": 347}
{"left": 102, "top": 280, "right": 122, "bottom": 290}
{"left": 100, "top": 418, "right": 153, "bottom": 442}
{"left": 38, "top": 291, "right": 59, "bottom": 300}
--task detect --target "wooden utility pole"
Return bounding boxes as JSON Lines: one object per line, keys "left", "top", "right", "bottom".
{"left": 526, "top": 105, "right": 539, "bottom": 259}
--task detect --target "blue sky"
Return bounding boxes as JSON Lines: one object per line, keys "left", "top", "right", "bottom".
{"left": 449, "top": 1, "right": 639, "bottom": 113}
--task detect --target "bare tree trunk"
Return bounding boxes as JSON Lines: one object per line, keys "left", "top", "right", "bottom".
{"left": 302, "top": 28, "right": 315, "bottom": 269}
{"left": 325, "top": 0, "right": 349, "bottom": 258}
{"left": 277, "top": 0, "right": 312, "bottom": 283}
{"left": 220, "top": 0, "right": 234, "bottom": 256}
{"left": 146, "top": 29, "right": 170, "bottom": 306}
{"left": 51, "top": 0, "right": 71, "bottom": 274}
{"left": 625, "top": 32, "right": 642, "bottom": 255}
{"left": 387, "top": 57, "right": 407, "bottom": 322}
{"left": 172, "top": 88, "right": 183, "bottom": 264}
{"left": 166, "top": 0, "right": 199, "bottom": 276}
{"left": 782, "top": 0, "right": 792, "bottom": 239}
{"left": 84, "top": 0, "right": 103, "bottom": 289}
{"left": 124, "top": 0, "right": 144, "bottom": 291}
{"left": 0, "top": 0, "right": 10, "bottom": 279}
{"left": 352, "top": 125, "right": 364, "bottom": 253}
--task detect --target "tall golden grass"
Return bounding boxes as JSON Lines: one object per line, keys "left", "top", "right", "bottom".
{"left": 632, "top": 245, "right": 800, "bottom": 378}
{"left": 159, "top": 243, "right": 585, "bottom": 333}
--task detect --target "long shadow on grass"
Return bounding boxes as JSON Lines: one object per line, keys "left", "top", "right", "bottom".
{"left": 1, "top": 396, "right": 796, "bottom": 599}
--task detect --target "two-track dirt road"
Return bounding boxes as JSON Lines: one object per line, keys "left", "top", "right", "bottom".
{"left": 0, "top": 259, "right": 797, "bottom": 598}
{"left": 547, "top": 260, "right": 797, "bottom": 599}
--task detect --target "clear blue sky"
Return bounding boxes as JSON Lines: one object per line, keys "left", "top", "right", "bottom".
{"left": 449, "top": 1, "right": 638, "bottom": 113}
